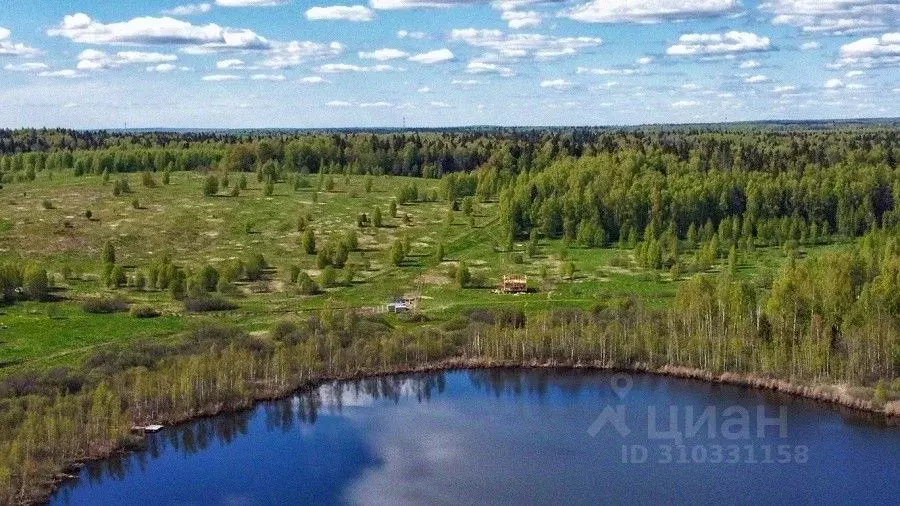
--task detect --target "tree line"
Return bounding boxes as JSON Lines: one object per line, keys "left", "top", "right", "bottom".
{"left": 0, "top": 238, "right": 897, "bottom": 503}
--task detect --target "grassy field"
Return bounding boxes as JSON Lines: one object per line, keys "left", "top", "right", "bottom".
{"left": 0, "top": 169, "right": 853, "bottom": 375}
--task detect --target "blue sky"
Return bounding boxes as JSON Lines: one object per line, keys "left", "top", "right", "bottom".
{"left": 0, "top": 0, "right": 896, "bottom": 128}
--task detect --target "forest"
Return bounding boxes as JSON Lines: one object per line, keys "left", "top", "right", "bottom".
{"left": 0, "top": 125, "right": 897, "bottom": 504}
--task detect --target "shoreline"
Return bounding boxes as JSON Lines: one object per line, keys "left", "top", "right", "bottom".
{"left": 40, "top": 358, "right": 898, "bottom": 505}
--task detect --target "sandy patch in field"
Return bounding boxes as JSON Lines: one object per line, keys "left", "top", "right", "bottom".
{"left": 416, "top": 273, "right": 450, "bottom": 286}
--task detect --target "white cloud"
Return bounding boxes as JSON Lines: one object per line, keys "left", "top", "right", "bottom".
{"left": 38, "top": 69, "right": 82, "bottom": 78}
{"left": 359, "top": 101, "right": 392, "bottom": 107}
{"left": 501, "top": 10, "right": 541, "bottom": 29}
{"left": 162, "top": 3, "right": 212, "bottom": 15}
{"left": 259, "top": 41, "right": 345, "bottom": 68}
{"left": 417, "top": 86, "right": 432, "bottom": 92}
{"left": 429, "top": 101, "right": 451, "bottom": 107}
{"left": 671, "top": 99, "right": 700, "bottom": 107}
{"left": 832, "top": 32, "right": 900, "bottom": 67}
{"left": 824, "top": 78, "right": 844, "bottom": 88}
{"left": 465, "top": 61, "right": 515, "bottom": 76}
{"left": 762, "top": 0, "right": 898, "bottom": 35}
{"left": 540, "top": 78, "right": 573, "bottom": 89}
{"left": 637, "top": 56, "right": 653, "bottom": 65}
{"left": 370, "top": 0, "right": 470, "bottom": 8}
{"left": 408, "top": 48, "right": 455, "bottom": 64}
{"left": 744, "top": 74, "right": 768, "bottom": 83}
{"left": 318, "top": 63, "right": 402, "bottom": 72}
{"left": 451, "top": 79, "right": 481, "bottom": 85}
{"left": 0, "top": 27, "right": 40, "bottom": 57}
{"left": 666, "top": 31, "right": 771, "bottom": 56}
{"left": 327, "top": 100, "right": 353, "bottom": 106}
{"left": 146, "top": 63, "right": 190, "bottom": 72}
{"left": 845, "top": 70, "right": 865, "bottom": 77}
{"left": 77, "top": 49, "right": 178, "bottom": 70}
{"left": 359, "top": 48, "right": 409, "bottom": 60}
{"left": 449, "top": 28, "right": 601, "bottom": 60}
{"left": 800, "top": 41, "right": 821, "bottom": 50}
{"left": 250, "top": 73, "right": 285, "bottom": 80}
{"left": 4, "top": 62, "right": 49, "bottom": 72}
{"left": 300, "top": 75, "right": 327, "bottom": 83}
{"left": 397, "top": 30, "right": 427, "bottom": 39}
{"left": 739, "top": 59, "right": 761, "bottom": 68}
{"left": 48, "top": 13, "right": 270, "bottom": 52}
{"left": 216, "top": 58, "right": 246, "bottom": 69}
{"left": 563, "top": 0, "right": 740, "bottom": 23}
{"left": 772, "top": 85, "right": 796, "bottom": 93}
{"left": 215, "top": 0, "right": 289, "bottom": 6}
{"left": 202, "top": 73, "right": 242, "bottom": 81}
{"left": 306, "top": 5, "right": 375, "bottom": 21}
{"left": 576, "top": 66, "right": 637, "bottom": 75}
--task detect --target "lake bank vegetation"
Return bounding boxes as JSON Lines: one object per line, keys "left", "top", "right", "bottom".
{"left": 0, "top": 125, "right": 897, "bottom": 503}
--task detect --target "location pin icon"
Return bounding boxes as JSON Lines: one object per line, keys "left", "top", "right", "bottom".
{"left": 610, "top": 373, "right": 633, "bottom": 400}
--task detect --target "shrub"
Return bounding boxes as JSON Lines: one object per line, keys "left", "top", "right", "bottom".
{"left": 297, "top": 271, "right": 319, "bottom": 295}
{"left": 320, "top": 265, "right": 337, "bottom": 288}
{"left": 42, "top": 199, "right": 54, "bottom": 210}
{"left": 458, "top": 261, "right": 471, "bottom": 288}
{"left": 23, "top": 267, "right": 50, "bottom": 301}
{"left": 203, "top": 175, "right": 219, "bottom": 197}
{"left": 271, "top": 321, "right": 301, "bottom": 343}
{"left": 302, "top": 229, "right": 316, "bottom": 255}
{"left": 288, "top": 264, "right": 301, "bottom": 283}
{"left": 102, "top": 241, "right": 116, "bottom": 264}
{"left": 81, "top": 296, "right": 129, "bottom": 314}
{"left": 344, "top": 230, "right": 358, "bottom": 250}
{"left": 108, "top": 265, "right": 127, "bottom": 288}
{"left": 183, "top": 296, "right": 238, "bottom": 313}
{"left": 130, "top": 305, "right": 160, "bottom": 318}
{"left": 373, "top": 206, "right": 383, "bottom": 227}
{"left": 333, "top": 242, "right": 349, "bottom": 268}
{"left": 141, "top": 171, "right": 156, "bottom": 188}
{"left": 84, "top": 209, "right": 93, "bottom": 220}
{"left": 245, "top": 253, "right": 267, "bottom": 281}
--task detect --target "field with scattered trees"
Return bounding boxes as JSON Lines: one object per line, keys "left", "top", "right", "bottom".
{"left": 0, "top": 125, "right": 898, "bottom": 503}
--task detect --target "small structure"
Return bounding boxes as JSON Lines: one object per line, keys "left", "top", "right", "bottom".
{"left": 387, "top": 301, "right": 410, "bottom": 313}
{"left": 500, "top": 275, "right": 528, "bottom": 294}
{"left": 132, "top": 424, "right": 164, "bottom": 433}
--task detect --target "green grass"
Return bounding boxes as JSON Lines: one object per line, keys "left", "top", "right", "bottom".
{"left": 0, "top": 169, "right": 855, "bottom": 375}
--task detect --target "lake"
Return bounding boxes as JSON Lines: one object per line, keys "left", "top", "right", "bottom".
{"left": 51, "top": 369, "right": 900, "bottom": 505}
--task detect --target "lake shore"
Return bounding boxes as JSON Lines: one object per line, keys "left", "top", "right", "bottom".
{"left": 38, "top": 358, "right": 897, "bottom": 505}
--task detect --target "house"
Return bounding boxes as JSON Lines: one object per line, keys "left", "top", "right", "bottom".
{"left": 500, "top": 275, "right": 527, "bottom": 294}
{"left": 387, "top": 301, "right": 410, "bottom": 313}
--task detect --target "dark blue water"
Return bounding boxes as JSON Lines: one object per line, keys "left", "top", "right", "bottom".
{"left": 51, "top": 369, "right": 900, "bottom": 505}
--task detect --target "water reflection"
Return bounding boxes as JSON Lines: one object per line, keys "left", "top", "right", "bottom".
{"left": 52, "top": 369, "right": 900, "bottom": 505}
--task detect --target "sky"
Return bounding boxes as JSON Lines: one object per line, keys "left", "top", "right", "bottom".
{"left": 0, "top": 0, "right": 897, "bottom": 128}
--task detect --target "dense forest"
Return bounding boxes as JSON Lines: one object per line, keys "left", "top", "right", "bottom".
{"left": 0, "top": 126, "right": 897, "bottom": 504}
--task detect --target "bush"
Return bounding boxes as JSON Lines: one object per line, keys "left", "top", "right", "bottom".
{"left": 302, "top": 229, "right": 316, "bottom": 255}
{"left": 245, "top": 253, "right": 267, "bottom": 281}
{"left": 42, "top": 199, "right": 54, "bottom": 210}
{"left": 297, "top": 271, "right": 319, "bottom": 295}
{"left": 183, "top": 296, "right": 238, "bottom": 313}
{"left": 130, "top": 305, "right": 160, "bottom": 318}
{"left": 102, "top": 241, "right": 116, "bottom": 264}
{"left": 203, "top": 175, "right": 219, "bottom": 197}
{"left": 23, "top": 267, "right": 51, "bottom": 301}
{"left": 320, "top": 265, "right": 337, "bottom": 288}
{"left": 81, "top": 296, "right": 129, "bottom": 314}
